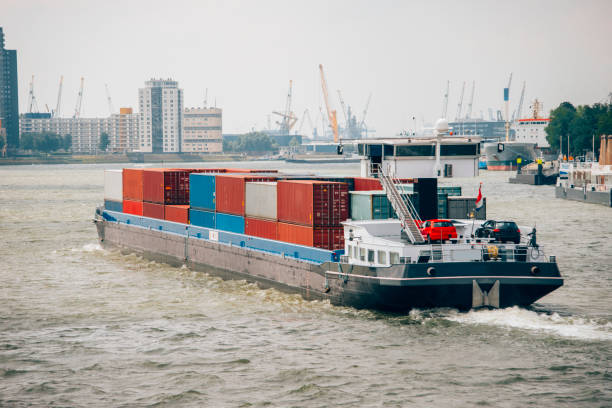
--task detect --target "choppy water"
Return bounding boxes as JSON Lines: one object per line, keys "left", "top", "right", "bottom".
{"left": 0, "top": 162, "right": 610, "bottom": 407}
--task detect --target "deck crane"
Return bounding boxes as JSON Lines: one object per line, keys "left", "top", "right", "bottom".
{"left": 513, "top": 81, "right": 525, "bottom": 122}
{"left": 358, "top": 92, "right": 372, "bottom": 136}
{"left": 441, "top": 80, "right": 449, "bottom": 119}
{"left": 27, "top": 75, "right": 39, "bottom": 113}
{"left": 455, "top": 81, "right": 465, "bottom": 120}
{"left": 73, "top": 77, "right": 84, "bottom": 119}
{"left": 54, "top": 76, "right": 63, "bottom": 118}
{"left": 105, "top": 83, "right": 115, "bottom": 115}
{"left": 319, "top": 64, "right": 339, "bottom": 144}
{"left": 465, "top": 81, "right": 475, "bottom": 119}
{"left": 504, "top": 72, "right": 513, "bottom": 141}
{"left": 272, "top": 80, "right": 298, "bottom": 133}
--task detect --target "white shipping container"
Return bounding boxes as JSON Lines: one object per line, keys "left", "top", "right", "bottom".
{"left": 245, "top": 182, "right": 277, "bottom": 220}
{"left": 104, "top": 169, "right": 123, "bottom": 201}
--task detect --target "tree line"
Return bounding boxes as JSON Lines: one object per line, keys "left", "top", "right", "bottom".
{"left": 545, "top": 101, "right": 612, "bottom": 157}
{"left": 223, "top": 132, "right": 278, "bottom": 153}
{"left": 20, "top": 132, "right": 72, "bottom": 153}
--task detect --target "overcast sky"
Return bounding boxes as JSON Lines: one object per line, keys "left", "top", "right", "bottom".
{"left": 2, "top": 0, "right": 611, "bottom": 136}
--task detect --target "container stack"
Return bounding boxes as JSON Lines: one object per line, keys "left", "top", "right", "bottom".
{"left": 277, "top": 180, "right": 349, "bottom": 250}
{"left": 437, "top": 186, "right": 462, "bottom": 218}
{"left": 189, "top": 173, "right": 217, "bottom": 228}
{"left": 104, "top": 169, "right": 123, "bottom": 212}
{"left": 122, "top": 168, "right": 145, "bottom": 216}
{"left": 349, "top": 190, "right": 419, "bottom": 221}
{"left": 141, "top": 169, "right": 192, "bottom": 221}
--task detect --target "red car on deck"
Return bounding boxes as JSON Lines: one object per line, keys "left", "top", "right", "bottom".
{"left": 418, "top": 219, "right": 458, "bottom": 242}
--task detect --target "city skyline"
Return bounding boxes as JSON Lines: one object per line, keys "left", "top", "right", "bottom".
{"left": 2, "top": 0, "right": 612, "bottom": 136}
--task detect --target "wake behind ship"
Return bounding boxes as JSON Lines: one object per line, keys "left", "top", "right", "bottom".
{"left": 95, "top": 121, "right": 562, "bottom": 311}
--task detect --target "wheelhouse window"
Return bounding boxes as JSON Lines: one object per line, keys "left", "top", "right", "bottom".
{"left": 390, "top": 252, "right": 400, "bottom": 264}
{"left": 440, "top": 144, "right": 478, "bottom": 156}
{"left": 359, "top": 248, "right": 366, "bottom": 261}
{"left": 395, "top": 145, "right": 435, "bottom": 157}
{"left": 368, "top": 250, "right": 375, "bottom": 262}
{"left": 377, "top": 250, "right": 387, "bottom": 264}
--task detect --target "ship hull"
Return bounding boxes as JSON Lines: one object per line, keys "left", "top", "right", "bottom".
{"left": 95, "top": 212, "right": 562, "bottom": 311}
{"left": 484, "top": 142, "right": 537, "bottom": 171}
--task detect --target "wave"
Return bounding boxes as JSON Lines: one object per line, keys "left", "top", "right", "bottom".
{"left": 444, "top": 306, "right": 612, "bottom": 341}
{"left": 71, "top": 243, "right": 102, "bottom": 252}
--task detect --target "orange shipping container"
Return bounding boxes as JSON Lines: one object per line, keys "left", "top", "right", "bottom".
{"left": 165, "top": 205, "right": 189, "bottom": 224}
{"left": 245, "top": 217, "right": 278, "bottom": 240}
{"left": 143, "top": 202, "right": 164, "bottom": 220}
{"left": 278, "top": 222, "right": 344, "bottom": 250}
{"left": 277, "top": 180, "right": 349, "bottom": 226}
{"left": 123, "top": 169, "right": 144, "bottom": 201}
{"left": 123, "top": 199, "right": 143, "bottom": 216}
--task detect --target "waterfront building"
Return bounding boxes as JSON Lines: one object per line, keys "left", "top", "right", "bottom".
{"left": 0, "top": 27, "right": 19, "bottom": 151}
{"left": 182, "top": 107, "right": 222, "bottom": 153}
{"left": 138, "top": 79, "right": 183, "bottom": 153}
{"left": 19, "top": 109, "right": 139, "bottom": 154}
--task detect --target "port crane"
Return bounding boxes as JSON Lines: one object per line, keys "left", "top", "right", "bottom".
{"left": 359, "top": 92, "right": 372, "bottom": 137}
{"left": 455, "top": 81, "right": 465, "bottom": 120}
{"left": 504, "top": 73, "right": 513, "bottom": 141}
{"left": 298, "top": 108, "right": 315, "bottom": 139}
{"left": 513, "top": 81, "right": 525, "bottom": 122}
{"left": 105, "top": 83, "right": 115, "bottom": 115}
{"left": 319, "top": 64, "right": 339, "bottom": 143}
{"left": 27, "top": 75, "right": 39, "bottom": 113}
{"left": 73, "top": 77, "right": 84, "bottom": 119}
{"left": 441, "top": 80, "right": 449, "bottom": 119}
{"left": 336, "top": 90, "right": 349, "bottom": 137}
{"left": 465, "top": 81, "right": 475, "bottom": 119}
{"left": 272, "top": 80, "right": 298, "bottom": 133}
{"left": 54, "top": 76, "right": 63, "bottom": 118}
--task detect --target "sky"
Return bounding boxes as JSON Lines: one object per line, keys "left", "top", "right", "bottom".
{"left": 2, "top": 0, "right": 611, "bottom": 137}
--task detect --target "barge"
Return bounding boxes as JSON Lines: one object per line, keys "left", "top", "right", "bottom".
{"left": 95, "top": 120, "right": 563, "bottom": 311}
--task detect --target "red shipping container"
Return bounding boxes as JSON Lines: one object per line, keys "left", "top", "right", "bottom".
{"left": 352, "top": 177, "right": 416, "bottom": 191}
{"left": 277, "top": 180, "right": 349, "bottom": 226}
{"left": 278, "top": 222, "right": 344, "bottom": 250}
{"left": 143, "top": 202, "right": 164, "bottom": 219}
{"left": 245, "top": 217, "right": 278, "bottom": 240}
{"left": 123, "top": 169, "right": 144, "bottom": 201}
{"left": 216, "top": 175, "right": 276, "bottom": 216}
{"left": 123, "top": 199, "right": 143, "bottom": 216}
{"left": 224, "top": 168, "right": 278, "bottom": 173}
{"left": 165, "top": 205, "right": 189, "bottom": 224}
{"left": 143, "top": 169, "right": 192, "bottom": 205}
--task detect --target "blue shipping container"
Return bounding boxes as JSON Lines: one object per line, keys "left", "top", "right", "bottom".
{"left": 190, "top": 208, "right": 216, "bottom": 228}
{"left": 190, "top": 173, "right": 216, "bottom": 210}
{"left": 216, "top": 212, "right": 245, "bottom": 234}
{"left": 104, "top": 199, "right": 123, "bottom": 213}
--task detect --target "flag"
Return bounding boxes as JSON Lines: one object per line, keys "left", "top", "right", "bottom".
{"left": 476, "top": 183, "right": 483, "bottom": 211}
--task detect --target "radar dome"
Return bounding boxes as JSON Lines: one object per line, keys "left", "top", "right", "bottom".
{"left": 434, "top": 118, "right": 449, "bottom": 133}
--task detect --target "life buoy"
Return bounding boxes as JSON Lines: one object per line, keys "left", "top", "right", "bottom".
{"left": 427, "top": 266, "right": 436, "bottom": 276}
{"left": 530, "top": 266, "right": 540, "bottom": 275}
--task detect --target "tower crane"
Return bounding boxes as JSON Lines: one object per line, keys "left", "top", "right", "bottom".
{"left": 455, "top": 81, "right": 465, "bottom": 120}
{"left": 105, "top": 83, "right": 115, "bottom": 115}
{"left": 319, "top": 64, "right": 338, "bottom": 143}
{"left": 465, "top": 81, "right": 475, "bottom": 119}
{"left": 27, "top": 75, "right": 39, "bottom": 113}
{"left": 73, "top": 77, "right": 84, "bottom": 119}
{"left": 441, "top": 80, "right": 449, "bottom": 119}
{"left": 55, "top": 76, "right": 63, "bottom": 118}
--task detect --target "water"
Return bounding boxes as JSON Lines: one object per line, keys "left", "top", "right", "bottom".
{"left": 0, "top": 162, "right": 610, "bottom": 407}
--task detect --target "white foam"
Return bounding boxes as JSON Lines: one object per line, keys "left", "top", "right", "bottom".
{"left": 74, "top": 243, "right": 103, "bottom": 252}
{"left": 446, "top": 307, "right": 612, "bottom": 341}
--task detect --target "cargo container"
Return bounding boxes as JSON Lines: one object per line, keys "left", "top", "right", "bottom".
{"left": 224, "top": 168, "right": 278, "bottom": 173}
{"left": 350, "top": 190, "right": 419, "bottom": 220}
{"left": 353, "top": 177, "right": 382, "bottom": 191}
{"left": 104, "top": 199, "right": 123, "bottom": 213}
{"left": 189, "top": 208, "right": 216, "bottom": 228}
{"left": 143, "top": 202, "right": 164, "bottom": 220}
{"left": 143, "top": 169, "right": 190, "bottom": 205}
{"left": 245, "top": 182, "right": 277, "bottom": 220}
{"left": 216, "top": 212, "right": 245, "bottom": 234}
{"left": 123, "top": 169, "right": 144, "bottom": 201}
{"left": 123, "top": 199, "right": 143, "bottom": 216}
{"left": 165, "top": 205, "right": 189, "bottom": 224}
{"left": 437, "top": 193, "right": 448, "bottom": 218}
{"left": 447, "top": 196, "right": 486, "bottom": 220}
{"left": 104, "top": 169, "right": 123, "bottom": 201}
{"left": 278, "top": 222, "right": 344, "bottom": 250}
{"left": 216, "top": 175, "right": 276, "bottom": 216}
{"left": 190, "top": 173, "right": 216, "bottom": 211}
{"left": 245, "top": 217, "right": 278, "bottom": 240}
{"left": 438, "top": 186, "right": 462, "bottom": 197}
{"left": 412, "top": 178, "right": 438, "bottom": 220}
{"left": 277, "top": 180, "right": 349, "bottom": 226}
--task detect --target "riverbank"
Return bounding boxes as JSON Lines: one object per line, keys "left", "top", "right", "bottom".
{"left": 0, "top": 153, "right": 254, "bottom": 166}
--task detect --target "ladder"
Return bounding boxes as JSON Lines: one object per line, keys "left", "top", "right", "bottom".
{"left": 376, "top": 164, "right": 425, "bottom": 244}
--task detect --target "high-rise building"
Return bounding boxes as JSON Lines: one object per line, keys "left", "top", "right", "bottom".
{"left": 0, "top": 27, "right": 19, "bottom": 151}
{"left": 138, "top": 79, "right": 183, "bottom": 153}
{"left": 182, "top": 107, "right": 222, "bottom": 153}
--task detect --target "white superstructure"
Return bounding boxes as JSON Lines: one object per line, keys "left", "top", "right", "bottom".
{"left": 512, "top": 99, "right": 550, "bottom": 148}
{"left": 138, "top": 79, "right": 183, "bottom": 153}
